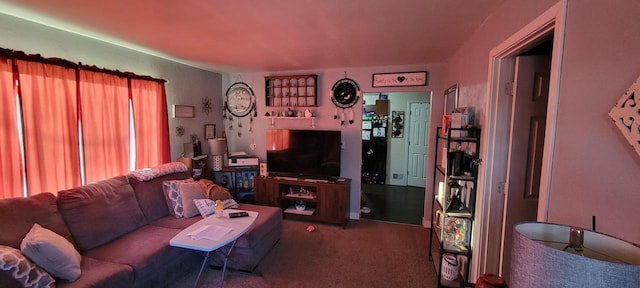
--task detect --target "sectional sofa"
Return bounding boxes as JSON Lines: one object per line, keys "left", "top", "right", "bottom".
{"left": 0, "top": 163, "right": 282, "bottom": 287}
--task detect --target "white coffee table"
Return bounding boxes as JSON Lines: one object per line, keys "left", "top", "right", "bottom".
{"left": 170, "top": 209, "right": 258, "bottom": 288}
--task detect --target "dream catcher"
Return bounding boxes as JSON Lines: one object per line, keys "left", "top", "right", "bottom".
{"left": 331, "top": 72, "right": 361, "bottom": 125}
{"left": 224, "top": 82, "right": 257, "bottom": 137}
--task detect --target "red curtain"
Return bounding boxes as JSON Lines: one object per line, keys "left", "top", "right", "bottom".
{"left": 0, "top": 57, "right": 24, "bottom": 198}
{"left": 79, "top": 70, "right": 130, "bottom": 184}
{"left": 130, "top": 79, "right": 170, "bottom": 169}
{"left": 17, "top": 60, "right": 81, "bottom": 195}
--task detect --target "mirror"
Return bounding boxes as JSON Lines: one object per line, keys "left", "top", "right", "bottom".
{"left": 444, "top": 84, "right": 459, "bottom": 114}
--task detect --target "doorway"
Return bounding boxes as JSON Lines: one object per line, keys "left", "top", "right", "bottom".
{"left": 475, "top": 2, "right": 565, "bottom": 282}
{"left": 360, "top": 92, "right": 430, "bottom": 225}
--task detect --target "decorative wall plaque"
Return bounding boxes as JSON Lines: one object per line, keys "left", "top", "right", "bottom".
{"left": 609, "top": 75, "right": 640, "bottom": 158}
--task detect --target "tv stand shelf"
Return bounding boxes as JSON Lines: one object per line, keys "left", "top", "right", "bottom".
{"left": 254, "top": 176, "right": 351, "bottom": 228}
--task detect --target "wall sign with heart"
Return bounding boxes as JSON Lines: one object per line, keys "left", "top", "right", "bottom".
{"left": 372, "top": 71, "right": 428, "bottom": 88}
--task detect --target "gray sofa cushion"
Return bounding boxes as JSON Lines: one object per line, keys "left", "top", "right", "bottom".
{"left": 207, "top": 204, "right": 282, "bottom": 271}
{"left": 57, "top": 256, "right": 134, "bottom": 288}
{"left": 234, "top": 204, "right": 282, "bottom": 249}
{"left": 128, "top": 171, "right": 191, "bottom": 223}
{"left": 57, "top": 175, "right": 147, "bottom": 251}
{"left": 150, "top": 215, "right": 202, "bottom": 230}
{"left": 0, "top": 192, "right": 73, "bottom": 249}
{"left": 82, "top": 225, "right": 200, "bottom": 287}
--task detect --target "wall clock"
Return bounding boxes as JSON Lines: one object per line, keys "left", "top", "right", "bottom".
{"left": 331, "top": 77, "right": 360, "bottom": 109}
{"left": 331, "top": 72, "right": 361, "bottom": 126}
{"left": 225, "top": 82, "right": 255, "bottom": 117}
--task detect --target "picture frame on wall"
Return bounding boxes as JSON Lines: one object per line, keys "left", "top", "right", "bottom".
{"left": 204, "top": 124, "right": 216, "bottom": 139}
{"left": 174, "top": 105, "right": 195, "bottom": 118}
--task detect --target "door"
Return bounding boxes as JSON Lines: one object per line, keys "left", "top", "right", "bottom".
{"left": 407, "top": 102, "right": 429, "bottom": 187}
{"left": 500, "top": 55, "right": 551, "bottom": 281}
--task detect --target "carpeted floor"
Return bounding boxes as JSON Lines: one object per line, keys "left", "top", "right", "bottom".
{"left": 166, "top": 219, "right": 436, "bottom": 288}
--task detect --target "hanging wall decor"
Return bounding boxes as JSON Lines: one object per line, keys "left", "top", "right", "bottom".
{"left": 609, "top": 74, "right": 640, "bottom": 158}
{"left": 201, "top": 97, "right": 212, "bottom": 115}
{"left": 176, "top": 125, "right": 185, "bottom": 137}
{"left": 391, "top": 111, "right": 405, "bottom": 138}
{"left": 224, "top": 82, "right": 256, "bottom": 137}
{"left": 331, "top": 72, "right": 361, "bottom": 126}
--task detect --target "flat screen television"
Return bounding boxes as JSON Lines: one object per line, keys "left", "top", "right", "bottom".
{"left": 266, "top": 129, "right": 341, "bottom": 179}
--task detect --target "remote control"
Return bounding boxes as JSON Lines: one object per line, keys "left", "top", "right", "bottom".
{"left": 228, "top": 212, "right": 249, "bottom": 218}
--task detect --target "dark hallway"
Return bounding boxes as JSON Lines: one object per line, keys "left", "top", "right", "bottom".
{"left": 360, "top": 184, "right": 425, "bottom": 225}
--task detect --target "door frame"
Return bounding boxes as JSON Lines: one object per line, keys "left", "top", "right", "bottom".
{"left": 473, "top": 1, "right": 567, "bottom": 279}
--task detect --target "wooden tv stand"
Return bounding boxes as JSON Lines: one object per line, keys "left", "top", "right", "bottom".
{"left": 254, "top": 176, "right": 351, "bottom": 228}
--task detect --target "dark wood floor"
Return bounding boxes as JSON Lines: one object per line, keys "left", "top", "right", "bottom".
{"left": 360, "top": 183, "right": 425, "bottom": 225}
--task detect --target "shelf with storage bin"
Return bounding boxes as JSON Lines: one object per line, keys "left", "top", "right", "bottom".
{"left": 429, "top": 126, "right": 481, "bottom": 287}
{"left": 265, "top": 75, "right": 318, "bottom": 107}
{"left": 210, "top": 166, "right": 259, "bottom": 203}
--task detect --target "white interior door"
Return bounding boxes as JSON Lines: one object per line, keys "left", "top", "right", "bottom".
{"left": 499, "top": 55, "right": 550, "bottom": 281}
{"left": 407, "top": 102, "right": 429, "bottom": 187}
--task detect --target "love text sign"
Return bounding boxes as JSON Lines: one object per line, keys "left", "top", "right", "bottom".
{"left": 372, "top": 71, "right": 428, "bottom": 87}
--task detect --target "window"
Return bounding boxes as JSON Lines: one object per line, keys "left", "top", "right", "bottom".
{"left": 0, "top": 50, "right": 169, "bottom": 198}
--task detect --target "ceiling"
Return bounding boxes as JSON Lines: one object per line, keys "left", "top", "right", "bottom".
{"left": 0, "top": 0, "right": 504, "bottom": 72}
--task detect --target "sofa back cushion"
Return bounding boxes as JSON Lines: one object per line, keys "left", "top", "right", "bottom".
{"left": 0, "top": 192, "right": 73, "bottom": 249}
{"left": 57, "top": 175, "right": 146, "bottom": 251}
{"left": 128, "top": 171, "right": 191, "bottom": 222}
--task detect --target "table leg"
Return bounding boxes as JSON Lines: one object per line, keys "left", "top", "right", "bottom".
{"left": 218, "top": 239, "right": 237, "bottom": 288}
{"left": 194, "top": 251, "right": 210, "bottom": 288}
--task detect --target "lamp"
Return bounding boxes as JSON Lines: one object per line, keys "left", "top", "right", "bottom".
{"left": 208, "top": 138, "right": 227, "bottom": 171}
{"left": 510, "top": 222, "right": 640, "bottom": 287}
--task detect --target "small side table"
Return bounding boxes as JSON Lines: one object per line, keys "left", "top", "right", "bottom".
{"left": 170, "top": 209, "right": 257, "bottom": 288}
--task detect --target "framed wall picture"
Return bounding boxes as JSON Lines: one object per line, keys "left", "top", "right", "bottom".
{"left": 204, "top": 124, "right": 216, "bottom": 139}
{"left": 372, "top": 71, "right": 428, "bottom": 87}
{"left": 174, "top": 105, "right": 195, "bottom": 118}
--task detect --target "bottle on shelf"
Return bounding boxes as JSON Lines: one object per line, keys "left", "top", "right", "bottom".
{"left": 243, "top": 174, "right": 250, "bottom": 189}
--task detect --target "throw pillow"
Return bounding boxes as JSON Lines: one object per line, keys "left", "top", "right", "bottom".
{"left": 162, "top": 178, "right": 194, "bottom": 217}
{"left": 221, "top": 198, "right": 240, "bottom": 209}
{"left": 193, "top": 199, "right": 216, "bottom": 218}
{"left": 163, "top": 180, "right": 206, "bottom": 218}
{"left": 193, "top": 198, "right": 241, "bottom": 218}
{"left": 130, "top": 161, "right": 188, "bottom": 181}
{"left": 21, "top": 223, "right": 82, "bottom": 281}
{"left": 0, "top": 245, "right": 55, "bottom": 288}
{"left": 176, "top": 182, "right": 207, "bottom": 218}
{"left": 198, "top": 179, "right": 233, "bottom": 201}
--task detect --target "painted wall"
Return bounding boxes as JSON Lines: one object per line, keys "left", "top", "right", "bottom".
{"left": 445, "top": 0, "right": 640, "bottom": 247}
{"left": 0, "top": 13, "right": 224, "bottom": 164}
{"left": 222, "top": 64, "right": 444, "bottom": 220}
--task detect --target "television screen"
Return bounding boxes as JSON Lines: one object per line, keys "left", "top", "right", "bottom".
{"left": 266, "top": 129, "right": 341, "bottom": 179}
